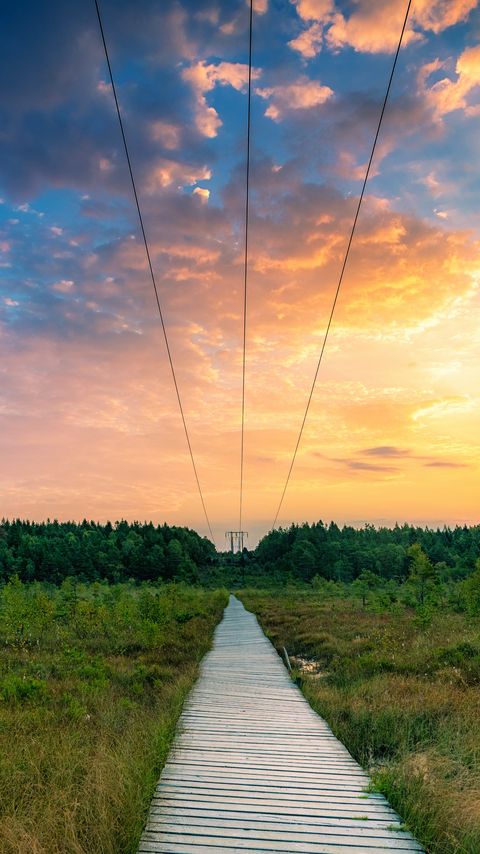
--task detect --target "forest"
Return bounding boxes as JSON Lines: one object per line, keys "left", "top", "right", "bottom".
{"left": 0, "top": 519, "right": 216, "bottom": 585}
{"left": 1, "top": 519, "right": 480, "bottom": 590}
{"left": 252, "top": 521, "right": 480, "bottom": 584}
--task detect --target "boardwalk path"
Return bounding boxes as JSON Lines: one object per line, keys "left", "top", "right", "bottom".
{"left": 138, "top": 595, "right": 423, "bottom": 853}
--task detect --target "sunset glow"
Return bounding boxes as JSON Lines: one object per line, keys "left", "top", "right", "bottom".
{"left": 1, "top": 0, "right": 479, "bottom": 544}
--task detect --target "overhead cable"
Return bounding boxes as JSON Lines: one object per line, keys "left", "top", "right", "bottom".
{"left": 239, "top": 0, "right": 254, "bottom": 532}
{"left": 271, "top": 0, "right": 413, "bottom": 530}
{"left": 93, "top": 0, "right": 215, "bottom": 544}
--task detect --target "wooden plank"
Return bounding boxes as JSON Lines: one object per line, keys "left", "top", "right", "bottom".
{"left": 139, "top": 831, "right": 419, "bottom": 853}
{"left": 137, "top": 595, "right": 423, "bottom": 853}
{"left": 147, "top": 806, "right": 407, "bottom": 832}
{"left": 145, "top": 813, "right": 418, "bottom": 842}
{"left": 144, "top": 821, "right": 424, "bottom": 850}
{"left": 159, "top": 777, "right": 386, "bottom": 798}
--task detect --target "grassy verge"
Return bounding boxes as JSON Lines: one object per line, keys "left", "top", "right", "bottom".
{"left": 239, "top": 588, "right": 480, "bottom": 854}
{"left": 0, "top": 579, "right": 227, "bottom": 853}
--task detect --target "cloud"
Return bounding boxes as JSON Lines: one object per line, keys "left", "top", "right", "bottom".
{"left": 362, "top": 446, "right": 411, "bottom": 457}
{"left": 419, "top": 45, "right": 480, "bottom": 119}
{"left": 293, "top": 0, "right": 334, "bottom": 22}
{"left": 424, "top": 460, "right": 469, "bottom": 467}
{"left": 334, "top": 458, "right": 399, "bottom": 473}
{"left": 290, "top": 0, "right": 478, "bottom": 56}
{"left": 149, "top": 120, "right": 181, "bottom": 150}
{"left": 325, "top": 5, "right": 420, "bottom": 54}
{"left": 413, "top": 0, "right": 478, "bottom": 34}
{"left": 193, "top": 187, "right": 210, "bottom": 202}
{"left": 421, "top": 170, "right": 444, "bottom": 197}
{"left": 0, "top": 3, "right": 228, "bottom": 199}
{"left": 182, "top": 60, "right": 261, "bottom": 137}
{"left": 256, "top": 76, "right": 333, "bottom": 120}
{"left": 288, "top": 23, "right": 324, "bottom": 58}
{"left": 144, "top": 159, "right": 212, "bottom": 192}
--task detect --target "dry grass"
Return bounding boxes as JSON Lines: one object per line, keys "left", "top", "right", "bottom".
{"left": 240, "top": 589, "right": 480, "bottom": 854}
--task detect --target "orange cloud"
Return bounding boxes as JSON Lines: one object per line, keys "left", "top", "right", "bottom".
{"left": 144, "top": 159, "right": 211, "bottom": 192}
{"left": 413, "top": 0, "right": 478, "bottom": 34}
{"left": 291, "top": 0, "right": 478, "bottom": 56}
{"left": 192, "top": 187, "right": 210, "bottom": 203}
{"left": 420, "top": 45, "right": 480, "bottom": 119}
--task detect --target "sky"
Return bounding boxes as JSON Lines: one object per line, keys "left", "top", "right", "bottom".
{"left": 1, "top": 0, "right": 479, "bottom": 547}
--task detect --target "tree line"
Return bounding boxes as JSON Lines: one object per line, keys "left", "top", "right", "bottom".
{"left": 1, "top": 518, "right": 480, "bottom": 589}
{"left": 0, "top": 519, "right": 216, "bottom": 585}
{"left": 248, "top": 521, "right": 480, "bottom": 585}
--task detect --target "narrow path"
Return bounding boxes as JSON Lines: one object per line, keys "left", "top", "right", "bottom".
{"left": 138, "top": 595, "right": 423, "bottom": 853}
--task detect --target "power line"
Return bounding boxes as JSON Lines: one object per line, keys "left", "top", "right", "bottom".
{"left": 239, "top": 0, "right": 254, "bottom": 532}
{"left": 271, "top": 0, "right": 412, "bottom": 531}
{"left": 93, "top": 0, "right": 215, "bottom": 544}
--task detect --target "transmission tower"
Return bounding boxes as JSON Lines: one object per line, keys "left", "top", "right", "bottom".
{"left": 225, "top": 531, "right": 248, "bottom": 554}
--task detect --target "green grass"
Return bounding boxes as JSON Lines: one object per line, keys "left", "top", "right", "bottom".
{"left": 239, "top": 589, "right": 480, "bottom": 854}
{"left": 0, "top": 578, "right": 227, "bottom": 853}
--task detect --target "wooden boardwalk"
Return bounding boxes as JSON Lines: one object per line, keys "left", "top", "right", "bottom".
{"left": 138, "top": 595, "right": 423, "bottom": 853}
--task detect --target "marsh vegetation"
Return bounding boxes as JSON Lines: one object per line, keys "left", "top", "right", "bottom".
{"left": 3, "top": 517, "right": 480, "bottom": 852}
{"left": 0, "top": 578, "right": 226, "bottom": 853}
{"left": 240, "top": 585, "right": 480, "bottom": 854}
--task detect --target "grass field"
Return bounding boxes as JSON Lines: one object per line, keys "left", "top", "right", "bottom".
{"left": 240, "top": 588, "right": 480, "bottom": 854}
{"left": 0, "top": 578, "right": 226, "bottom": 853}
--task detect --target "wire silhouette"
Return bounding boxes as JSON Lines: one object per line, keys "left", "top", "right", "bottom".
{"left": 239, "top": 0, "right": 254, "bottom": 532}
{"left": 271, "top": 0, "right": 413, "bottom": 531}
{"left": 93, "top": 0, "right": 215, "bottom": 544}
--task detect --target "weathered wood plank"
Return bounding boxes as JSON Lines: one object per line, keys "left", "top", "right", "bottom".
{"left": 137, "top": 595, "right": 423, "bottom": 853}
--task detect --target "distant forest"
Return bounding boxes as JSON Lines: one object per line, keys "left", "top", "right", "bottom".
{"left": 0, "top": 518, "right": 479, "bottom": 586}
{"left": 0, "top": 520, "right": 216, "bottom": 585}
{"left": 251, "top": 522, "right": 480, "bottom": 585}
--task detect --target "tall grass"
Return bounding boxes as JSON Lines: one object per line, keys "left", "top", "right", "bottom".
{"left": 240, "top": 589, "right": 480, "bottom": 854}
{"left": 0, "top": 579, "right": 227, "bottom": 853}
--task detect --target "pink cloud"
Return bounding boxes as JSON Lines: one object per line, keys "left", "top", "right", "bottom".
{"left": 252, "top": 0, "right": 268, "bottom": 13}
{"left": 149, "top": 121, "right": 181, "bottom": 150}
{"left": 288, "top": 23, "right": 324, "bottom": 58}
{"left": 97, "top": 80, "right": 112, "bottom": 95}
{"left": 182, "top": 61, "right": 261, "bottom": 138}
{"left": 256, "top": 76, "right": 333, "bottom": 119}
{"left": 52, "top": 279, "right": 75, "bottom": 292}
{"left": 98, "top": 157, "right": 113, "bottom": 172}
{"left": 293, "top": 0, "right": 334, "bottom": 21}
{"left": 326, "top": 3, "right": 420, "bottom": 54}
